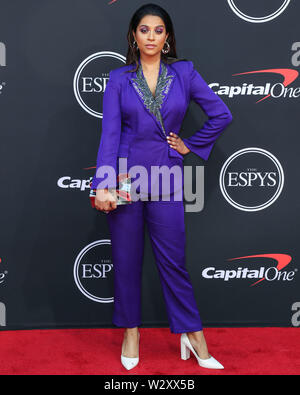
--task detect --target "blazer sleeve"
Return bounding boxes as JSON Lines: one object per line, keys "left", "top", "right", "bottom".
{"left": 181, "top": 61, "right": 233, "bottom": 161}
{"left": 90, "top": 69, "right": 122, "bottom": 189}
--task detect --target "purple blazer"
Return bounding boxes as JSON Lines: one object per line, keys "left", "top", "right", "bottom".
{"left": 91, "top": 57, "right": 233, "bottom": 196}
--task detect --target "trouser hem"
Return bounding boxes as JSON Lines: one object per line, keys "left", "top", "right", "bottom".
{"left": 170, "top": 326, "right": 203, "bottom": 334}
{"left": 113, "top": 321, "right": 141, "bottom": 329}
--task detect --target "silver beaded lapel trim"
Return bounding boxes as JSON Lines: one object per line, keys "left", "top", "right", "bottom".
{"left": 131, "top": 62, "right": 174, "bottom": 138}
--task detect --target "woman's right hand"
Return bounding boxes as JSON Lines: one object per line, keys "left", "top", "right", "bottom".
{"left": 95, "top": 188, "right": 117, "bottom": 213}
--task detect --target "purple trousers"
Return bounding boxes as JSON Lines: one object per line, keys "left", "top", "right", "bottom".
{"left": 106, "top": 193, "right": 203, "bottom": 334}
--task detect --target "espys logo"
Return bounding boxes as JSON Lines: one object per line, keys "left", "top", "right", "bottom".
{"left": 73, "top": 51, "right": 125, "bottom": 118}
{"left": 74, "top": 240, "right": 114, "bottom": 303}
{"left": 202, "top": 253, "right": 296, "bottom": 287}
{"left": 219, "top": 147, "right": 284, "bottom": 212}
{"left": 227, "top": 0, "right": 291, "bottom": 23}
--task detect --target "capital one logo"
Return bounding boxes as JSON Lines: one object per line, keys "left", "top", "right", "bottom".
{"left": 57, "top": 175, "right": 91, "bottom": 191}
{"left": 213, "top": 68, "right": 300, "bottom": 103}
{"left": 74, "top": 240, "right": 114, "bottom": 303}
{"left": 219, "top": 148, "right": 284, "bottom": 211}
{"left": 202, "top": 253, "right": 297, "bottom": 287}
{"left": 73, "top": 51, "right": 125, "bottom": 118}
{"left": 227, "top": 0, "right": 291, "bottom": 23}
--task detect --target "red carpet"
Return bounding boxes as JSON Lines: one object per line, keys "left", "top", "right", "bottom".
{"left": 0, "top": 327, "right": 299, "bottom": 375}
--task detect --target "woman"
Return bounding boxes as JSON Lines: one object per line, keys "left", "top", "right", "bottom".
{"left": 91, "top": 3, "right": 233, "bottom": 371}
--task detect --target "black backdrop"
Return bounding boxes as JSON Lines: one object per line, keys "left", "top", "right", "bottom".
{"left": 0, "top": 0, "right": 299, "bottom": 330}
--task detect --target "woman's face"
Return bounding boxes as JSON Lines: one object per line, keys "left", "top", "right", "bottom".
{"left": 133, "top": 15, "right": 169, "bottom": 57}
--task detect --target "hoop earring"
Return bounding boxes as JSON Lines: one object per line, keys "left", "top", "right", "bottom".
{"left": 132, "top": 40, "right": 139, "bottom": 51}
{"left": 162, "top": 41, "right": 170, "bottom": 54}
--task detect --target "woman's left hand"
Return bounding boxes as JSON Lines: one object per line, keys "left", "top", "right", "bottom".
{"left": 167, "top": 132, "right": 190, "bottom": 155}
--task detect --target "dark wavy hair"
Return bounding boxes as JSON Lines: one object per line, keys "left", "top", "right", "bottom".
{"left": 125, "top": 3, "right": 188, "bottom": 73}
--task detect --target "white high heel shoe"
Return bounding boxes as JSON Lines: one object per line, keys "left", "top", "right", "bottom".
{"left": 180, "top": 333, "right": 224, "bottom": 370}
{"left": 121, "top": 332, "right": 140, "bottom": 370}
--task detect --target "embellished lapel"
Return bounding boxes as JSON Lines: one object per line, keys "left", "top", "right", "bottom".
{"left": 128, "top": 57, "right": 176, "bottom": 139}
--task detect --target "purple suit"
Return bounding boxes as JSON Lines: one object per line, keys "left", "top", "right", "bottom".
{"left": 91, "top": 57, "right": 232, "bottom": 196}
{"left": 91, "top": 57, "right": 233, "bottom": 332}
